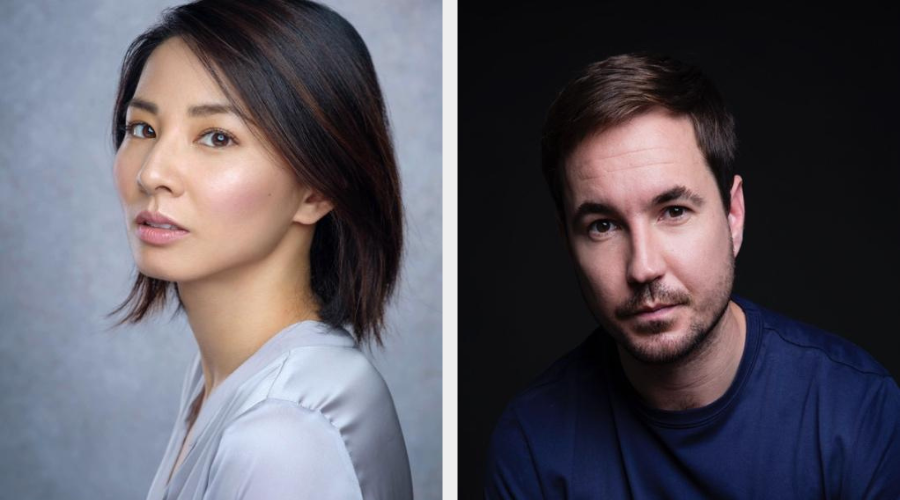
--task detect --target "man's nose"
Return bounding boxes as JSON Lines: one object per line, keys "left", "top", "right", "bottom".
{"left": 626, "top": 224, "right": 666, "bottom": 286}
{"left": 136, "top": 134, "right": 184, "bottom": 197}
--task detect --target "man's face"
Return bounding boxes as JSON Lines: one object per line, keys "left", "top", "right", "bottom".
{"left": 562, "top": 109, "right": 745, "bottom": 364}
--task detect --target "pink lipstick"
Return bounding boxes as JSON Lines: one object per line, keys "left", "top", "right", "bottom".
{"left": 135, "top": 211, "right": 190, "bottom": 245}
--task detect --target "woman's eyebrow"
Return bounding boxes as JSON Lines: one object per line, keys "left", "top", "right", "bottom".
{"left": 125, "top": 97, "right": 237, "bottom": 117}
{"left": 127, "top": 97, "right": 158, "bottom": 114}
{"left": 189, "top": 103, "right": 238, "bottom": 117}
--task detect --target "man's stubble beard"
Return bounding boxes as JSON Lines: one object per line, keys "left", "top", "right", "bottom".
{"left": 581, "top": 238, "right": 736, "bottom": 367}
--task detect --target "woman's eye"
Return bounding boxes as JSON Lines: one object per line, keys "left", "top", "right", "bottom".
{"left": 198, "top": 129, "right": 236, "bottom": 148}
{"left": 126, "top": 122, "right": 156, "bottom": 139}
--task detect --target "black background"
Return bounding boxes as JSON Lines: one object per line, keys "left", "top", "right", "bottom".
{"left": 459, "top": 3, "right": 900, "bottom": 498}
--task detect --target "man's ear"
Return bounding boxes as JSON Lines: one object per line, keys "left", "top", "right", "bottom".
{"left": 293, "top": 186, "right": 334, "bottom": 225}
{"left": 727, "top": 175, "right": 745, "bottom": 257}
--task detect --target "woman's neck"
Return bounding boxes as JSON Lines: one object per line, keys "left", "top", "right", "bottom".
{"left": 177, "top": 247, "right": 318, "bottom": 402}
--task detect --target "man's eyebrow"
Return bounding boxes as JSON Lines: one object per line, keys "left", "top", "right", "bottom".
{"left": 652, "top": 185, "right": 705, "bottom": 207}
{"left": 571, "top": 186, "right": 705, "bottom": 222}
{"left": 125, "top": 98, "right": 238, "bottom": 117}
{"left": 573, "top": 201, "right": 617, "bottom": 221}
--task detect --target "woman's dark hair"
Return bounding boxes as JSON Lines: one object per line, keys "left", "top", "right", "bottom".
{"left": 542, "top": 53, "right": 737, "bottom": 216}
{"left": 108, "top": 0, "right": 403, "bottom": 344}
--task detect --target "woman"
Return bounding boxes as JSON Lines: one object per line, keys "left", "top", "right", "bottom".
{"left": 109, "top": 1, "right": 412, "bottom": 498}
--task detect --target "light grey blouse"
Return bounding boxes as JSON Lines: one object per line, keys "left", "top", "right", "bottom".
{"left": 144, "top": 321, "right": 413, "bottom": 500}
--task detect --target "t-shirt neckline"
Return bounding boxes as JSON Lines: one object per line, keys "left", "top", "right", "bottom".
{"left": 605, "top": 295, "right": 763, "bottom": 429}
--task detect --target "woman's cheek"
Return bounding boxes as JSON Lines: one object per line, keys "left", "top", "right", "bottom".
{"left": 202, "top": 165, "right": 282, "bottom": 223}
{"left": 113, "top": 149, "right": 139, "bottom": 200}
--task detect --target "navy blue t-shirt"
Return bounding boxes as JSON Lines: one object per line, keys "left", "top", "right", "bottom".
{"left": 485, "top": 297, "right": 900, "bottom": 499}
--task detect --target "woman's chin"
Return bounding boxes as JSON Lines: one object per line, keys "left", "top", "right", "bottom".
{"left": 134, "top": 263, "right": 184, "bottom": 283}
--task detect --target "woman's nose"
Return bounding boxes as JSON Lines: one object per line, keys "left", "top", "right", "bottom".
{"left": 136, "top": 134, "right": 183, "bottom": 197}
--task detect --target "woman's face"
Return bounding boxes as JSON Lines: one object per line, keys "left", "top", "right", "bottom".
{"left": 114, "top": 37, "right": 305, "bottom": 284}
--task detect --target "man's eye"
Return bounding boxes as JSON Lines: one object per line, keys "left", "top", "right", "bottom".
{"left": 663, "top": 206, "right": 688, "bottom": 219}
{"left": 125, "top": 122, "right": 156, "bottom": 139}
{"left": 198, "top": 129, "right": 236, "bottom": 148}
{"left": 588, "top": 220, "right": 617, "bottom": 235}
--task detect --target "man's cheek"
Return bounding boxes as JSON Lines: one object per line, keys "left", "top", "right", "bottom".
{"left": 581, "top": 264, "right": 612, "bottom": 301}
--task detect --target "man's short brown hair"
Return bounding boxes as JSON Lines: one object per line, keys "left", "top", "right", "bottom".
{"left": 541, "top": 53, "right": 737, "bottom": 216}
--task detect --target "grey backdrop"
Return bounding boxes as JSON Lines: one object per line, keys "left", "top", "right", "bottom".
{"left": 0, "top": 1, "right": 441, "bottom": 499}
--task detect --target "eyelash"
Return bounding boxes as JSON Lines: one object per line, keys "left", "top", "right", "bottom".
{"left": 122, "top": 121, "right": 238, "bottom": 148}
{"left": 585, "top": 206, "right": 691, "bottom": 238}
{"left": 122, "top": 122, "right": 154, "bottom": 139}
{"left": 198, "top": 128, "right": 238, "bottom": 148}
{"left": 662, "top": 206, "right": 689, "bottom": 219}
{"left": 587, "top": 219, "right": 619, "bottom": 236}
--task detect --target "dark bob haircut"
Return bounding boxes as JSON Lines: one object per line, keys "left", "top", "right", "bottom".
{"left": 108, "top": 0, "right": 403, "bottom": 344}
{"left": 542, "top": 53, "right": 737, "bottom": 217}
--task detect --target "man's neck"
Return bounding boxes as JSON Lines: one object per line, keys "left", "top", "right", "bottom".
{"left": 617, "top": 300, "right": 747, "bottom": 411}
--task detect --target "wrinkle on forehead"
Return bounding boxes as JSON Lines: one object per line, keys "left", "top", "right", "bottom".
{"left": 572, "top": 160, "right": 680, "bottom": 181}
{"left": 567, "top": 144, "right": 690, "bottom": 183}
{"left": 562, "top": 111, "right": 712, "bottom": 215}
{"left": 568, "top": 138, "right": 704, "bottom": 183}
{"left": 567, "top": 111, "right": 703, "bottom": 171}
{"left": 574, "top": 146, "right": 672, "bottom": 164}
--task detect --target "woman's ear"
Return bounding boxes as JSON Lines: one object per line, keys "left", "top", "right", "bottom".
{"left": 293, "top": 186, "right": 334, "bottom": 225}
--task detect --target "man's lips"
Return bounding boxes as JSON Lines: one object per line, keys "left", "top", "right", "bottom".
{"left": 628, "top": 303, "right": 680, "bottom": 319}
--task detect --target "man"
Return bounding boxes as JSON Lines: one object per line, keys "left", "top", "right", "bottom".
{"left": 484, "top": 53, "right": 900, "bottom": 499}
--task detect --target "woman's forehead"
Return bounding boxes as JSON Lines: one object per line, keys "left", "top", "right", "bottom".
{"left": 134, "top": 37, "right": 230, "bottom": 109}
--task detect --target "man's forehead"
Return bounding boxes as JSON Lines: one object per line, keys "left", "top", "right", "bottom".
{"left": 562, "top": 111, "right": 709, "bottom": 209}
{"left": 568, "top": 112, "right": 701, "bottom": 169}
{"left": 569, "top": 149, "right": 682, "bottom": 180}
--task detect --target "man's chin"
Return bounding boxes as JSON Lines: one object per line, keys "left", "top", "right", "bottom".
{"left": 615, "top": 326, "right": 706, "bottom": 365}
{"left": 630, "top": 317, "right": 678, "bottom": 335}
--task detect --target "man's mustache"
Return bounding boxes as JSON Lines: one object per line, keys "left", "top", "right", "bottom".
{"left": 615, "top": 283, "right": 691, "bottom": 319}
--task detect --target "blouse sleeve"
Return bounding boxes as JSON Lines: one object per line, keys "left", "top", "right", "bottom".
{"left": 203, "top": 399, "right": 363, "bottom": 500}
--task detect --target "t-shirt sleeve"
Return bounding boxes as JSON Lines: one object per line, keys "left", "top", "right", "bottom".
{"left": 203, "top": 399, "right": 363, "bottom": 500}
{"left": 484, "top": 406, "right": 544, "bottom": 500}
{"left": 845, "top": 375, "right": 900, "bottom": 499}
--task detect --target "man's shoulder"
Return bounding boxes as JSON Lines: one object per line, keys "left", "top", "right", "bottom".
{"left": 497, "top": 330, "right": 608, "bottom": 429}
{"left": 742, "top": 297, "right": 892, "bottom": 379}
{"left": 486, "top": 330, "right": 611, "bottom": 493}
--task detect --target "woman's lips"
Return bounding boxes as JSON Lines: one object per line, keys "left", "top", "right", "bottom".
{"left": 135, "top": 210, "right": 187, "bottom": 230}
{"left": 136, "top": 224, "right": 190, "bottom": 245}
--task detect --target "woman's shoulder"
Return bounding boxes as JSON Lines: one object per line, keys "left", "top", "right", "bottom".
{"left": 268, "top": 333, "right": 396, "bottom": 415}
{"left": 216, "top": 326, "right": 412, "bottom": 498}
{"left": 227, "top": 321, "right": 395, "bottom": 416}
{"left": 208, "top": 398, "right": 365, "bottom": 499}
